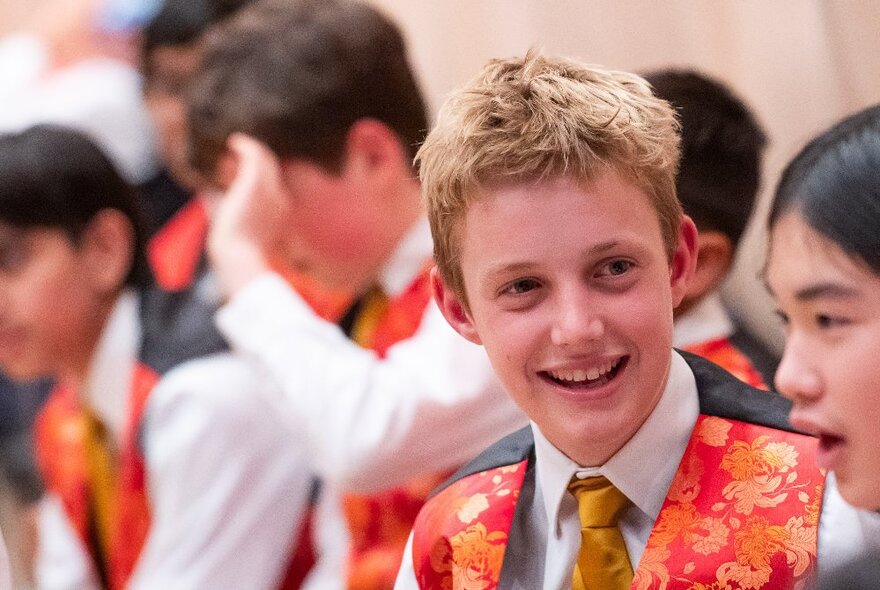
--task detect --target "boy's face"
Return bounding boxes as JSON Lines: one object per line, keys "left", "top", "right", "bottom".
{"left": 274, "top": 122, "right": 420, "bottom": 293}
{"left": 144, "top": 44, "right": 204, "bottom": 190}
{"left": 434, "top": 173, "right": 696, "bottom": 466}
{"left": 0, "top": 224, "right": 110, "bottom": 380}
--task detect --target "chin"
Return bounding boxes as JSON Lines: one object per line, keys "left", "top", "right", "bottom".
{"left": 0, "top": 362, "right": 42, "bottom": 382}
{"left": 837, "top": 477, "right": 880, "bottom": 512}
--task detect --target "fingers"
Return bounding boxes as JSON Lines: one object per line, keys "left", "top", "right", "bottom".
{"left": 225, "top": 133, "right": 284, "bottom": 206}
{"left": 205, "top": 133, "right": 281, "bottom": 296}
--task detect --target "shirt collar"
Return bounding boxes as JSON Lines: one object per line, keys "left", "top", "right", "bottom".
{"left": 534, "top": 350, "right": 700, "bottom": 528}
{"left": 82, "top": 289, "right": 141, "bottom": 440}
{"left": 376, "top": 216, "right": 433, "bottom": 298}
{"left": 673, "top": 292, "right": 735, "bottom": 348}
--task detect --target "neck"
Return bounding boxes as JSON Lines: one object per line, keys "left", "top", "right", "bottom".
{"left": 58, "top": 294, "right": 119, "bottom": 394}
{"left": 355, "top": 178, "right": 423, "bottom": 293}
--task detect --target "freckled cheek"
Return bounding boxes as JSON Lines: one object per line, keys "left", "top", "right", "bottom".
{"left": 610, "top": 292, "right": 670, "bottom": 332}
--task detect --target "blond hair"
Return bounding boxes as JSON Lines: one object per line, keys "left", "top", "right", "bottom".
{"left": 418, "top": 51, "right": 682, "bottom": 302}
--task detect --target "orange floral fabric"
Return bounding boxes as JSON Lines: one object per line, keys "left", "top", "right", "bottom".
{"left": 342, "top": 264, "right": 438, "bottom": 589}
{"left": 350, "top": 265, "right": 433, "bottom": 357}
{"left": 684, "top": 338, "right": 767, "bottom": 389}
{"left": 636, "top": 415, "right": 824, "bottom": 590}
{"left": 34, "top": 363, "right": 158, "bottom": 590}
{"left": 412, "top": 417, "right": 824, "bottom": 590}
{"left": 412, "top": 460, "right": 529, "bottom": 590}
{"left": 147, "top": 198, "right": 209, "bottom": 292}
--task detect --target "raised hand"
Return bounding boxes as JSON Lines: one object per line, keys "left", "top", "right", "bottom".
{"left": 207, "top": 133, "right": 288, "bottom": 297}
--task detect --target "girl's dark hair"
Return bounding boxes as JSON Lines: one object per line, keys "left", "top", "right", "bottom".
{"left": 770, "top": 104, "right": 880, "bottom": 274}
{"left": 0, "top": 124, "right": 151, "bottom": 288}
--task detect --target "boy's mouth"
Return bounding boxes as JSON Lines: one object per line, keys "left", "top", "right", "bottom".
{"left": 541, "top": 356, "right": 626, "bottom": 389}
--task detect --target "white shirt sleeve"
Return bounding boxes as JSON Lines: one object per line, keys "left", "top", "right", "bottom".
{"left": 216, "top": 273, "right": 527, "bottom": 493}
{"left": 0, "top": 525, "right": 12, "bottom": 590}
{"left": 817, "top": 471, "right": 880, "bottom": 571}
{"left": 128, "top": 353, "right": 313, "bottom": 590}
{"left": 392, "top": 533, "right": 418, "bottom": 590}
{"left": 35, "top": 494, "right": 102, "bottom": 590}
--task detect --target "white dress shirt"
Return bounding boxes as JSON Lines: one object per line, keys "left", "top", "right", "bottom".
{"left": 673, "top": 292, "right": 735, "bottom": 349}
{"left": 217, "top": 218, "right": 527, "bottom": 589}
{"left": 395, "top": 351, "right": 880, "bottom": 589}
{"left": 35, "top": 290, "right": 313, "bottom": 590}
{"left": 0, "top": 530, "right": 10, "bottom": 590}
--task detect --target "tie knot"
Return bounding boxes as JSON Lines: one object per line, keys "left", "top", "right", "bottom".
{"left": 568, "top": 476, "right": 630, "bottom": 528}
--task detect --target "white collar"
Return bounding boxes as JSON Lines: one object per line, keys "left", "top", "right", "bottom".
{"left": 376, "top": 217, "right": 433, "bottom": 297}
{"left": 533, "top": 350, "right": 699, "bottom": 528}
{"left": 82, "top": 289, "right": 141, "bottom": 442}
{"left": 673, "top": 292, "right": 735, "bottom": 348}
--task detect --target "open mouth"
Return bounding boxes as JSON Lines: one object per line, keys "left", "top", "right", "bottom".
{"left": 816, "top": 432, "right": 846, "bottom": 470}
{"left": 541, "top": 356, "right": 627, "bottom": 390}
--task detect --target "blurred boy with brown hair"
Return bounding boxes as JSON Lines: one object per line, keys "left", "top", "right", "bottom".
{"left": 190, "top": 0, "right": 525, "bottom": 586}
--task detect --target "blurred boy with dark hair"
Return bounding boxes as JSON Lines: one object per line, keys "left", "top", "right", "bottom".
{"left": 190, "top": 0, "right": 524, "bottom": 586}
{"left": 0, "top": 125, "right": 313, "bottom": 589}
{"left": 645, "top": 69, "right": 777, "bottom": 387}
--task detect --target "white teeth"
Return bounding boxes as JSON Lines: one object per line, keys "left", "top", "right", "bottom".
{"left": 548, "top": 358, "right": 620, "bottom": 383}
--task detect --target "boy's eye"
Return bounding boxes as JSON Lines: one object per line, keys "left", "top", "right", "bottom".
{"left": 609, "top": 260, "right": 630, "bottom": 275}
{"left": 597, "top": 259, "right": 632, "bottom": 277}
{"left": 501, "top": 278, "right": 540, "bottom": 296}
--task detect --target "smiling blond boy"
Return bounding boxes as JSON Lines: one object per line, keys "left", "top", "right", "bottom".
{"left": 394, "top": 52, "right": 880, "bottom": 590}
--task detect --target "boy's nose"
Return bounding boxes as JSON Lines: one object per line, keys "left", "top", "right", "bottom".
{"left": 774, "top": 335, "right": 822, "bottom": 405}
{"left": 550, "top": 291, "right": 604, "bottom": 347}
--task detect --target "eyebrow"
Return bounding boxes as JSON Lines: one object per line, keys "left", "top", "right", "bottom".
{"left": 481, "top": 240, "right": 625, "bottom": 279}
{"left": 792, "top": 282, "right": 860, "bottom": 301}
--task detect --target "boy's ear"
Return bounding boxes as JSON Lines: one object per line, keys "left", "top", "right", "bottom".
{"left": 81, "top": 209, "right": 135, "bottom": 295}
{"left": 342, "top": 118, "right": 407, "bottom": 180}
{"left": 681, "top": 230, "right": 733, "bottom": 307}
{"left": 431, "top": 267, "right": 482, "bottom": 345}
{"left": 669, "top": 215, "right": 699, "bottom": 308}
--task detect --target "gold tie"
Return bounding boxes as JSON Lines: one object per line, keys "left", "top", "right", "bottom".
{"left": 350, "top": 285, "right": 389, "bottom": 346}
{"left": 569, "top": 476, "right": 634, "bottom": 590}
{"left": 82, "top": 411, "right": 118, "bottom": 561}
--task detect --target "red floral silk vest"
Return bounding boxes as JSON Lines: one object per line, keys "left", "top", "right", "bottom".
{"left": 341, "top": 264, "right": 447, "bottom": 590}
{"left": 412, "top": 417, "right": 826, "bottom": 590}
{"left": 147, "top": 198, "right": 209, "bottom": 292}
{"left": 684, "top": 337, "right": 767, "bottom": 389}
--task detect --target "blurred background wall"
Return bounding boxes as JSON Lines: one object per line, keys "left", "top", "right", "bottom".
{"left": 367, "top": 0, "right": 880, "bottom": 353}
